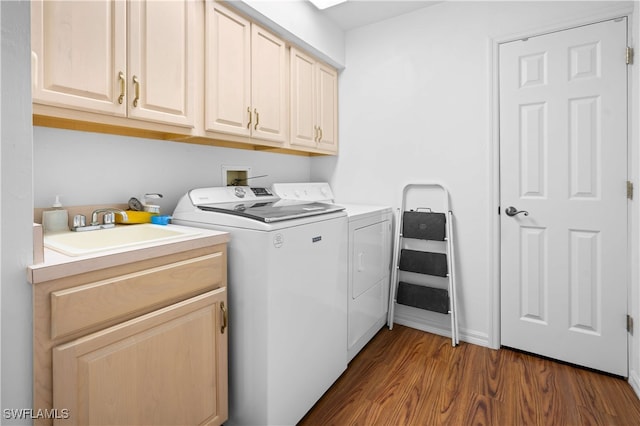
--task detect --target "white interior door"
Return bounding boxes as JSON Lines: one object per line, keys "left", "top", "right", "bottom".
{"left": 499, "top": 18, "right": 628, "bottom": 376}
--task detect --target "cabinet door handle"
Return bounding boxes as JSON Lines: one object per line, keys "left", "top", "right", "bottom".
{"left": 318, "top": 127, "right": 323, "bottom": 142}
{"left": 246, "top": 106, "right": 252, "bottom": 128}
{"left": 117, "top": 71, "right": 125, "bottom": 104}
{"left": 254, "top": 108, "right": 259, "bottom": 130}
{"left": 220, "top": 301, "right": 228, "bottom": 334}
{"left": 132, "top": 76, "right": 140, "bottom": 107}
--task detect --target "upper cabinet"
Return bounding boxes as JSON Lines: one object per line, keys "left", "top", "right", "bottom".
{"left": 31, "top": 0, "right": 127, "bottom": 116}
{"left": 204, "top": 4, "right": 251, "bottom": 138}
{"left": 290, "top": 47, "right": 338, "bottom": 153}
{"left": 250, "top": 25, "right": 288, "bottom": 143}
{"left": 127, "top": 0, "right": 195, "bottom": 127}
{"left": 205, "top": 2, "right": 287, "bottom": 144}
{"left": 32, "top": 0, "right": 338, "bottom": 155}
{"left": 31, "top": 0, "right": 195, "bottom": 128}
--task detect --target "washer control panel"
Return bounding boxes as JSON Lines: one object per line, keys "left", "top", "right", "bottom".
{"left": 250, "top": 187, "right": 273, "bottom": 197}
{"left": 271, "top": 182, "right": 334, "bottom": 202}
{"left": 189, "top": 186, "right": 278, "bottom": 205}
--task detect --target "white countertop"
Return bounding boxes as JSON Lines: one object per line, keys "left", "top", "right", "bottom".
{"left": 28, "top": 224, "right": 229, "bottom": 284}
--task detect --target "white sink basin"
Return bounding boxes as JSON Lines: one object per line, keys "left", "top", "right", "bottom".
{"left": 44, "top": 224, "right": 201, "bottom": 256}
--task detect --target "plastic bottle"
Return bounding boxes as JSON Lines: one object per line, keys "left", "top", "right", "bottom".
{"left": 42, "top": 195, "right": 69, "bottom": 234}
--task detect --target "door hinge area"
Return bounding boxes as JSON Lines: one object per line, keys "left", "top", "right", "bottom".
{"left": 627, "top": 47, "right": 634, "bottom": 65}
{"left": 628, "top": 315, "right": 634, "bottom": 334}
{"left": 628, "top": 180, "right": 634, "bottom": 200}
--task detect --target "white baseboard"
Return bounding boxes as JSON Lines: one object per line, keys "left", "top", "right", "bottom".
{"left": 393, "top": 308, "right": 489, "bottom": 348}
{"left": 629, "top": 369, "right": 640, "bottom": 399}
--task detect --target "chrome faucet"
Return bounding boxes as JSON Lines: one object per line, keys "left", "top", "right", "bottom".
{"left": 71, "top": 208, "right": 129, "bottom": 232}
{"left": 90, "top": 208, "right": 128, "bottom": 226}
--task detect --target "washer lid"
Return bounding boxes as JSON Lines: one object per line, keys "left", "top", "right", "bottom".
{"left": 197, "top": 199, "right": 345, "bottom": 223}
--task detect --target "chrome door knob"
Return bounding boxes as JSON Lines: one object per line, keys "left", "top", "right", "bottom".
{"left": 505, "top": 206, "right": 529, "bottom": 217}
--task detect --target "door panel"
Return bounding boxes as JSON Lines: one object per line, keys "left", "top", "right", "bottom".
{"left": 205, "top": 2, "right": 251, "bottom": 136}
{"left": 53, "top": 289, "right": 227, "bottom": 426}
{"left": 500, "top": 18, "right": 628, "bottom": 375}
{"left": 352, "top": 222, "right": 388, "bottom": 298}
{"left": 251, "top": 25, "right": 287, "bottom": 143}
{"left": 128, "top": 0, "right": 194, "bottom": 127}
{"left": 31, "top": 0, "right": 126, "bottom": 115}
{"left": 317, "top": 63, "right": 338, "bottom": 151}
{"left": 290, "top": 47, "right": 317, "bottom": 147}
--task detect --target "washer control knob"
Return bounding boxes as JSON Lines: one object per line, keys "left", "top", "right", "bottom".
{"left": 234, "top": 187, "right": 246, "bottom": 198}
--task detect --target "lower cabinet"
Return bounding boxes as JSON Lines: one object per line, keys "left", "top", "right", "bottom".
{"left": 53, "top": 289, "right": 228, "bottom": 426}
{"left": 31, "top": 244, "right": 228, "bottom": 426}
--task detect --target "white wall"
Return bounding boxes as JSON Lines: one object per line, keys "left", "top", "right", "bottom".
{"left": 1, "top": 0, "right": 33, "bottom": 422}
{"left": 311, "top": 1, "right": 636, "bottom": 347}
{"left": 33, "top": 127, "right": 312, "bottom": 212}
{"left": 231, "top": 0, "right": 346, "bottom": 67}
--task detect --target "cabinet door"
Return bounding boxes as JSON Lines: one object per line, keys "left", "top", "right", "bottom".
{"left": 251, "top": 25, "right": 288, "bottom": 143}
{"left": 31, "top": 0, "right": 126, "bottom": 115}
{"left": 128, "top": 0, "right": 195, "bottom": 127}
{"left": 290, "top": 48, "right": 338, "bottom": 153}
{"left": 290, "top": 48, "right": 317, "bottom": 148}
{"left": 316, "top": 63, "right": 338, "bottom": 152}
{"left": 205, "top": 2, "right": 251, "bottom": 137}
{"left": 53, "top": 289, "right": 228, "bottom": 426}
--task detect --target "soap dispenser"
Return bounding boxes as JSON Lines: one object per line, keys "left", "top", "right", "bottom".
{"left": 42, "top": 195, "right": 69, "bottom": 234}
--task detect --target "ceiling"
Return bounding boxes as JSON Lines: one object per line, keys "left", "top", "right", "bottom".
{"left": 317, "top": 1, "right": 443, "bottom": 31}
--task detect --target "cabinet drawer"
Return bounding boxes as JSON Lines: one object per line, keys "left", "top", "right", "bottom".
{"left": 50, "top": 252, "right": 223, "bottom": 339}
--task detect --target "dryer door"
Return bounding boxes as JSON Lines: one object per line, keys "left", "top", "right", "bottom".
{"left": 352, "top": 222, "right": 388, "bottom": 298}
{"left": 349, "top": 218, "right": 391, "bottom": 358}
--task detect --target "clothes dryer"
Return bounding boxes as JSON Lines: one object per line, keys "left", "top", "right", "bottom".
{"left": 272, "top": 182, "right": 393, "bottom": 360}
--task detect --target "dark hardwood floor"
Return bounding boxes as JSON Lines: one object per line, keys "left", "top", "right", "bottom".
{"left": 299, "top": 325, "right": 640, "bottom": 425}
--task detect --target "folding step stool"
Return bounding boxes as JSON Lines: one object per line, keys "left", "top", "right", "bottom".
{"left": 387, "top": 183, "right": 459, "bottom": 346}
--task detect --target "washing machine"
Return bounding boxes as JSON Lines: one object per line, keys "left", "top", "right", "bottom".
{"left": 172, "top": 186, "right": 348, "bottom": 426}
{"left": 272, "top": 182, "right": 393, "bottom": 361}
